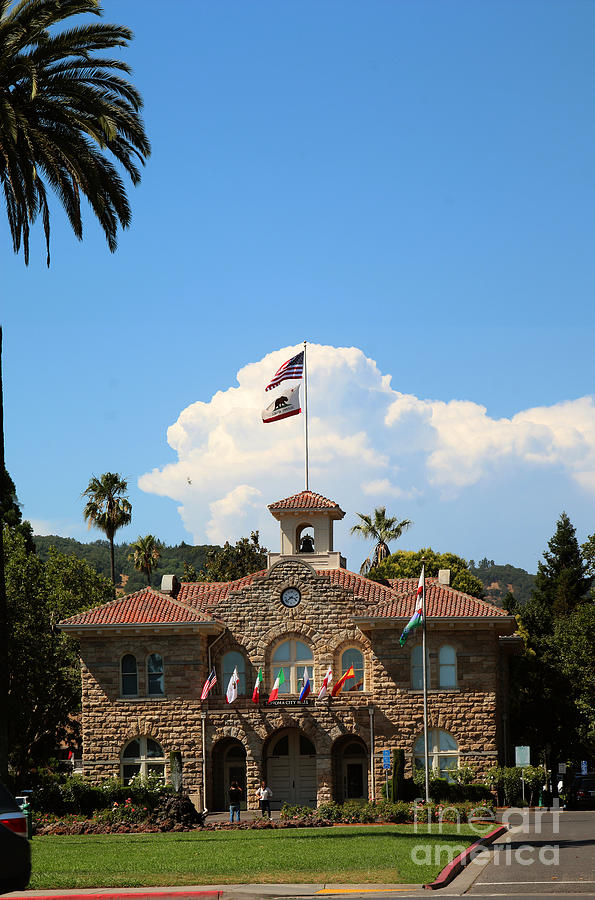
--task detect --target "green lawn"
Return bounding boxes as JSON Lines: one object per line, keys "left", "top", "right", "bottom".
{"left": 31, "top": 824, "right": 489, "bottom": 888}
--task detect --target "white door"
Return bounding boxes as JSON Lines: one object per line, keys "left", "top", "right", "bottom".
{"left": 267, "top": 730, "right": 317, "bottom": 807}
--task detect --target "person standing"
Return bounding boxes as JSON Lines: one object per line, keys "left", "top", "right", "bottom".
{"left": 256, "top": 779, "right": 273, "bottom": 818}
{"left": 229, "top": 780, "right": 243, "bottom": 823}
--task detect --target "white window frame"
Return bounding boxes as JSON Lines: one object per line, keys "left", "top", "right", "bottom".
{"left": 120, "top": 653, "right": 138, "bottom": 697}
{"left": 272, "top": 639, "right": 314, "bottom": 694}
{"left": 413, "top": 728, "right": 459, "bottom": 780}
{"left": 340, "top": 646, "right": 365, "bottom": 692}
{"left": 411, "top": 644, "right": 430, "bottom": 690}
{"left": 146, "top": 652, "right": 165, "bottom": 696}
{"left": 121, "top": 736, "right": 166, "bottom": 783}
{"left": 438, "top": 645, "right": 457, "bottom": 689}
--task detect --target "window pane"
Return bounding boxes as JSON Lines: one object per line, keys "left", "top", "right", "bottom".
{"left": 123, "top": 764, "right": 141, "bottom": 783}
{"left": 414, "top": 734, "right": 427, "bottom": 755}
{"left": 273, "top": 666, "right": 290, "bottom": 694}
{"left": 273, "top": 641, "right": 291, "bottom": 662}
{"left": 123, "top": 740, "right": 140, "bottom": 759}
{"left": 439, "top": 665, "right": 456, "bottom": 688}
{"left": 438, "top": 756, "right": 458, "bottom": 782}
{"left": 148, "top": 672, "right": 165, "bottom": 695}
{"left": 342, "top": 648, "right": 364, "bottom": 691}
{"left": 147, "top": 764, "right": 165, "bottom": 781}
{"left": 122, "top": 654, "right": 137, "bottom": 674}
{"left": 147, "top": 653, "right": 163, "bottom": 674}
{"left": 299, "top": 735, "right": 315, "bottom": 755}
{"left": 439, "top": 646, "right": 456, "bottom": 665}
{"left": 295, "top": 640, "right": 313, "bottom": 661}
{"left": 223, "top": 651, "right": 246, "bottom": 695}
{"left": 411, "top": 645, "right": 428, "bottom": 690}
{"left": 344, "top": 742, "right": 366, "bottom": 757}
{"left": 146, "top": 738, "right": 164, "bottom": 758}
{"left": 297, "top": 665, "right": 313, "bottom": 694}
{"left": 122, "top": 673, "right": 138, "bottom": 696}
{"left": 438, "top": 731, "right": 458, "bottom": 752}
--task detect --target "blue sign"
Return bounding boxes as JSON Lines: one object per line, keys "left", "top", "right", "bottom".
{"left": 382, "top": 748, "right": 391, "bottom": 770}
{"left": 581, "top": 760, "right": 588, "bottom": 774}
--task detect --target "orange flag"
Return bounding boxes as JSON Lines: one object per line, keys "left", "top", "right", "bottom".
{"left": 331, "top": 665, "right": 355, "bottom": 697}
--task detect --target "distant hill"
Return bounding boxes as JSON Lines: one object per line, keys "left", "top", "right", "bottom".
{"left": 33, "top": 535, "right": 217, "bottom": 594}
{"left": 468, "top": 558, "right": 535, "bottom": 608}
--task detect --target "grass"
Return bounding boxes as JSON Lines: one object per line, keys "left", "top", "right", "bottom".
{"left": 30, "top": 823, "right": 490, "bottom": 888}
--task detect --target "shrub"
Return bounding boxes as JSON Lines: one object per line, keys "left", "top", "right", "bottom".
{"left": 341, "top": 799, "right": 376, "bottom": 823}
{"left": 374, "top": 800, "right": 411, "bottom": 823}
{"left": 280, "top": 803, "right": 315, "bottom": 820}
{"left": 315, "top": 800, "right": 342, "bottom": 822}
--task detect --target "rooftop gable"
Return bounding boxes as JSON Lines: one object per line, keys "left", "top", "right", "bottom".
{"left": 268, "top": 490, "right": 345, "bottom": 519}
{"left": 59, "top": 588, "right": 217, "bottom": 629}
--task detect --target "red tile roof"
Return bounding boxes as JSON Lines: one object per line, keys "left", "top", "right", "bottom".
{"left": 356, "top": 577, "right": 509, "bottom": 619}
{"left": 59, "top": 589, "right": 212, "bottom": 628}
{"left": 268, "top": 490, "right": 345, "bottom": 517}
{"left": 177, "top": 571, "right": 267, "bottom": 612}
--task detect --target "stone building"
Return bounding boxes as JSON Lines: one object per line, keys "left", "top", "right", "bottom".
{"left": 60, "top": 489, "right": 519, "bottom": 811}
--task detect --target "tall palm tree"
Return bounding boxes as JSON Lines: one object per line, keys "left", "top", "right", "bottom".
{"left": 0, "top": 0, "right": 150, "bottom": 266}
{"left": 128, "top": 534, "right": 160, "bottom": 587}
{"left": 82, "top": 472, "right": 131, "bottom": 586}
{"left": 351, "top": 506, "right": 413, "bottom": 575}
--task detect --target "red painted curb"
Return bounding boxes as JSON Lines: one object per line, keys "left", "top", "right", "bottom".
{"left": 6, "top": 893, "right": 222, "bottom": 900}
{"left": 423, "top": 824, "right": 507, "bottom": 890}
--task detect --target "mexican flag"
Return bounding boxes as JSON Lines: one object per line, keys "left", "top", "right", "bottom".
{"left": 331, "top": 665, "right": 355, "bottom": 697}
{"left": 252, "top": 667, "right": 263, "bottom": 703}
{"left": 267, "top": 668, "right": 285, "bottom": 703}
{"left": 399, "top": 566, "right": 425, "bottom": 647}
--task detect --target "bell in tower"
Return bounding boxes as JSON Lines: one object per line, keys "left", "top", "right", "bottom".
{"left": 266, "top": 490, "right": 346, "bottom": 571}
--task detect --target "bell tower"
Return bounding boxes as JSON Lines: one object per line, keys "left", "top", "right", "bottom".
{"left": 267, "top": 490, "right": 346, "bottom": 571}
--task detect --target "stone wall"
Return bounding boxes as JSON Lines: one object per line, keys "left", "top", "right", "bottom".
{"left": 78, "top": 559, "right": 508, "bottom": 808}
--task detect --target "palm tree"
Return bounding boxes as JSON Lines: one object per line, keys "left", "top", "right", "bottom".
{"left": 0, "top": 0, "right": 150, "bottom": 266}
{"left": 351, "top": 506, "right": 413, "bottom": 575}
{"left": 128, "top": 534, "right": 161, "bottom": 587}
{"left": 82, "top": 473, "right": 131, "bottom": 585}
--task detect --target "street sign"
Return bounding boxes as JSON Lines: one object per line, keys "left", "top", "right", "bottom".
{"left": 558, "top": 763, "right": 566, "bottom": 775}
{"left": 515, "top": 745, "right": 530, "bottom": 767}
{"left": 382, "top": 748, "right": 391, "bottom": 770}
{"left": 581, "top": 760, "right": 588, "bottom": 774}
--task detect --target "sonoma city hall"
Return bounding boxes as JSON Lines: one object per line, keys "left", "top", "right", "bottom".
{"left": 60, "top": 489, "right": 519, "bottom": 812}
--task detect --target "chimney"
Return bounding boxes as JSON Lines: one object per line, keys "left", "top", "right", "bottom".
{"left": 438, "top": 569, "right": 451, "bottom": 586}
{"left": 160, "top": 574, "right": 180, "bottom": 597}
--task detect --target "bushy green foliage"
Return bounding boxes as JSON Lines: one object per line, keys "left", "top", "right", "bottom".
{"left": 198, "top": 531, "right": 268, "bottom": 582}
{"left": 484, "top": 766, "right": 544, "bottom": 806}
{"left": 369, "top": 548, "right": 484, "bottom": 598}
{"left": 31, "top": 773, "right": 171, "bottom": 815}
{"left": 314, "top": 800, "right": 342, "bottom": 822}
{"left": 279, "top": 803, "right": 315, "bottom": 820}
{"left": 469, "top": 558, "right": 535, "bottom": 607}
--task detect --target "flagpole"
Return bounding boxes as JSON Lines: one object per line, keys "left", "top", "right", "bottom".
{"left": 303, "top": 340, "right": 309, "bottom": 491}
{"left": 421, "top": 561, "right": 430, "bottom": 804}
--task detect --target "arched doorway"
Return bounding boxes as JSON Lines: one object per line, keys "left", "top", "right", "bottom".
{"left": 264, "top": 728, "right": 317, "bottom": 808}
{"left": 332, "top": 735, "right": 368, "bottom": 803}
{"left": 211, "top": 738, "right": 247, "bottom": 811}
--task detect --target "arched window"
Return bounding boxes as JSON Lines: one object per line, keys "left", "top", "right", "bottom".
{"left": 272, "top": 639, "right": 313, "bottom": 694}
{"left": 341, "top": 648, "right": 364, "bottom": 691}
{"left": 411, "top": 645, "right": 429, "bottom": 690}
{"left": 413, "top": 729, "right": 459, "bottom": 780}
{"left": 222, "top": 650, "right": 246, "bottom": 696}
{"left": 147, "top": 653, "right": 164, "bottom": 696}
{"left": 121, "top": 736, "right": 166, "bottom": 783}
{"left": 439, "top": 645, "right": 457, "bottom": 688}
{"left": 121, "top": 654, "right": 138, "bottom": 696}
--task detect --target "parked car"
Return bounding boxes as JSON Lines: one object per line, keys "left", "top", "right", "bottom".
{"left": 0, "top": 782, "right": 31, "bottom": 893}
{"left": 567, "top": 773, "right": 595, "bottom": 810}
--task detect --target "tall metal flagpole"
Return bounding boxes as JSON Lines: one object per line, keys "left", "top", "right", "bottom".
{"left": 421, "top": 561, "right": 430, "bottom": 803}
{"left": 303, "top": 340, "right": 309, "bottom": 491}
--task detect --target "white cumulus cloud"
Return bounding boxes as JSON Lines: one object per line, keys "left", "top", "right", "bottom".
{"left": 138, "top": 344, "right": 595, "bottom": 563}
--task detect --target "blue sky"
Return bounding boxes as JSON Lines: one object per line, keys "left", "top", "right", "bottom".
{"left": 2, "top": 0, "right": 594, "bottom": 573}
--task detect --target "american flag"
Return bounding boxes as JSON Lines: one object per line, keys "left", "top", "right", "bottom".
{"left": 265, "top": 351, "right": 304, "bottom": 391}
{"left": 200, "top": 667, "right": 217, "bottom": 700}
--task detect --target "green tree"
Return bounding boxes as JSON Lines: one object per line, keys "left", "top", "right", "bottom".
{"left": 0, "top": 0, "right": 150, "bottom": 266}
{"left": 369, "top": 547, "right": 484, "bottom": 599}
{"left": 1, "top": 465, "right": 34, "bottom": 551}
{"left": 82, "top": 472, "right": 132, "bottom": 585}
{"left": 581, "top": 533, "right": 595, "bottom": 581}
{"left": 350, "top": 507, "right": 412, "bottom": 575}
{"left": 199, "top": 531, "right": 268, "bottom": 582}
{"left": 182, "top": 561, "right": 198, "bottom": 582}
{"left": 4, "top": 526, "right": 113, "bottom": 783}
{"left": 127, "top": 534, "right": 161, "bottom": 586}
{"left": 553, "top": 602, "right": 595, "bottom": 756}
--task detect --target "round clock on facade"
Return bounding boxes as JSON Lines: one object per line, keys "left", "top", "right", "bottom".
{"left": 281, "top": 587, "right": 301, "bottom": 608}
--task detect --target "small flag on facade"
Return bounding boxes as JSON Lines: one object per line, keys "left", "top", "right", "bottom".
{"left": 262, "top": 384, "right": 301, "bottom": 424}
{"left": 399, "top": 566, "right": 425, "bottom": 647}
{"left": 265, "top": 351, "right": 304, "bottom": 391}
{"left": 317, "top": 665, "right": 332, "bottom": 700}
{"left": 252, "top": 667, "right": 263, "bottom": 703}
{"left": 201, "top": 667, "right": 217, "bottom": 700}
{"left": 299, "top": 667, "right": 311, "bottom": 701}
{"left": 268, "top": 667, "right": 286, "bottom": 703}
{"left": 226, "top": 667, "right": 239, "bottom": 704}
{"left": 331, "top": 664, "right": 355, "bottom": 697}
